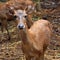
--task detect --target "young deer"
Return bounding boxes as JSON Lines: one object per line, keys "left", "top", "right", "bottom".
{"left": 0, "top": 2, "right": 15, "bottom": 40}
{"left": 14, "top": 9, "right": 52, "bottom": 60}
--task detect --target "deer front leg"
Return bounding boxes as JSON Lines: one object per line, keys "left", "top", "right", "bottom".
{"left": 25, "top": 55, "right": 34, "bottom": 60}
{"left": 40, "top": 54, "right": 44, "bottom": 60}
{"left": 6, "top": 27, "right": 10, "bottom": 40}
{"left": 0, "top": 22, "right": 4, "bottom": 40}
{"left": 4, "top": 19, "right": 10, "bottom": 40}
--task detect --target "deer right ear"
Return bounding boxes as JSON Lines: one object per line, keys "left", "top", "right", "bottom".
{"left": 13, "top": 10, "right": 18, "bottom": 19}
{"left": 14, "top": 10, "right": 17, "bottom": 15}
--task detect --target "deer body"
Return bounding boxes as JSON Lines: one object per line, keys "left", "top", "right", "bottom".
{"left": 19, "top": 20, "right": 52, "bottom": 60}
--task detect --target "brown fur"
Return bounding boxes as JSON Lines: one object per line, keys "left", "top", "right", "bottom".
{"left": 14, "top": 8, "right": 52, "bottom": 60}
{"left": 19, "top": 19, "right": 52, "bottom": 60}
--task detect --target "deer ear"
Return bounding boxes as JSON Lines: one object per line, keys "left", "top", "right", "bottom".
{"left": 14, "top": 10, "right": 17, "bottom": 15}
{"left": 27, "top": 10, "right": 32, "bottom": 14}
{"left": 24, "top": 10, "right": 27, "bottom": 16}
{"left": 24, "top": 6, "right": 28, "bottom": 11}
{"left": 13, "top": 10, "right": 18, "bottom": 19}
{"left": 27, "top": 3, "right": 36, "bottom": 14}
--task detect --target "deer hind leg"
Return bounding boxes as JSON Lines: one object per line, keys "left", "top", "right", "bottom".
{"left": 36, "top": 56, "right": 40, "bottom": 60}
{"left": 26, "top": 56, "right": 31, "bottom": 60}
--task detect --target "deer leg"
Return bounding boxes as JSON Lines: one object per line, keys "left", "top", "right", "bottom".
{"left": 0, "top": 22, "right": 4, "bottom": 33}
{"left": 36, "top": 56, "right": 40, "bottom": 60}
{"left": 5, "top": 19, "right": 10, "bottom": 40}
{"left": 35, "top": 54, "right": 44, "bottom": 60}
{"left": 25, "top": 56, "right": 32, "bottom": 60}
{"left": 0, "top": 23, "right": 4, "bottom": 40}
{"left": 26, "top": 57, "right": 30, "bottom": 60}
{"left": 1, "top": 25, "right": 3, "bottom": 33}
{"left": 26, "top": 56, "right": 35, "bottom": 60}
{"left": 14, "top": 20, "right": 20, "bottom": 40}
{"left": 6, "top": 27, "right": 10, "bottom": 40}
{"left": 40, "top": 54, "right": 44, "bottom": 60}
{"left": 36, "top": 58, "right": 40, "bottom": 60}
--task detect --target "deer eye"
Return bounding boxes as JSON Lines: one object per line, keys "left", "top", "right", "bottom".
{"left": 14, "top": 15, "right": 17, "bottom": 19}
{"left": 24, "top": 15, "right": 27, "bottom": 18}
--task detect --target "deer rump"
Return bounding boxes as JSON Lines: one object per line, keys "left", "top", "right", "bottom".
{"left": 21, "top": 20, "right": 52, "bottom": 57}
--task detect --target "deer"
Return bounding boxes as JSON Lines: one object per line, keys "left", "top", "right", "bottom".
{"left": 0, "top": 1, "right": 20, "bottom": 40}
{"left": 14, "top": 9, "right": 52, "bottom": 60}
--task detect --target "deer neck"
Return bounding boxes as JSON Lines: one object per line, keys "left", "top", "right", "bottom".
{"left": 19, "top": 24, "right": 31, "bottom": 44}
{"left": 26, "top": 15, "right": 34, "bottom": 28}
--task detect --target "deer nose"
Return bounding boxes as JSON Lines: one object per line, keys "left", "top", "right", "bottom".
{"left": 18, "top": 24, "right": 24, "bottom": 29}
